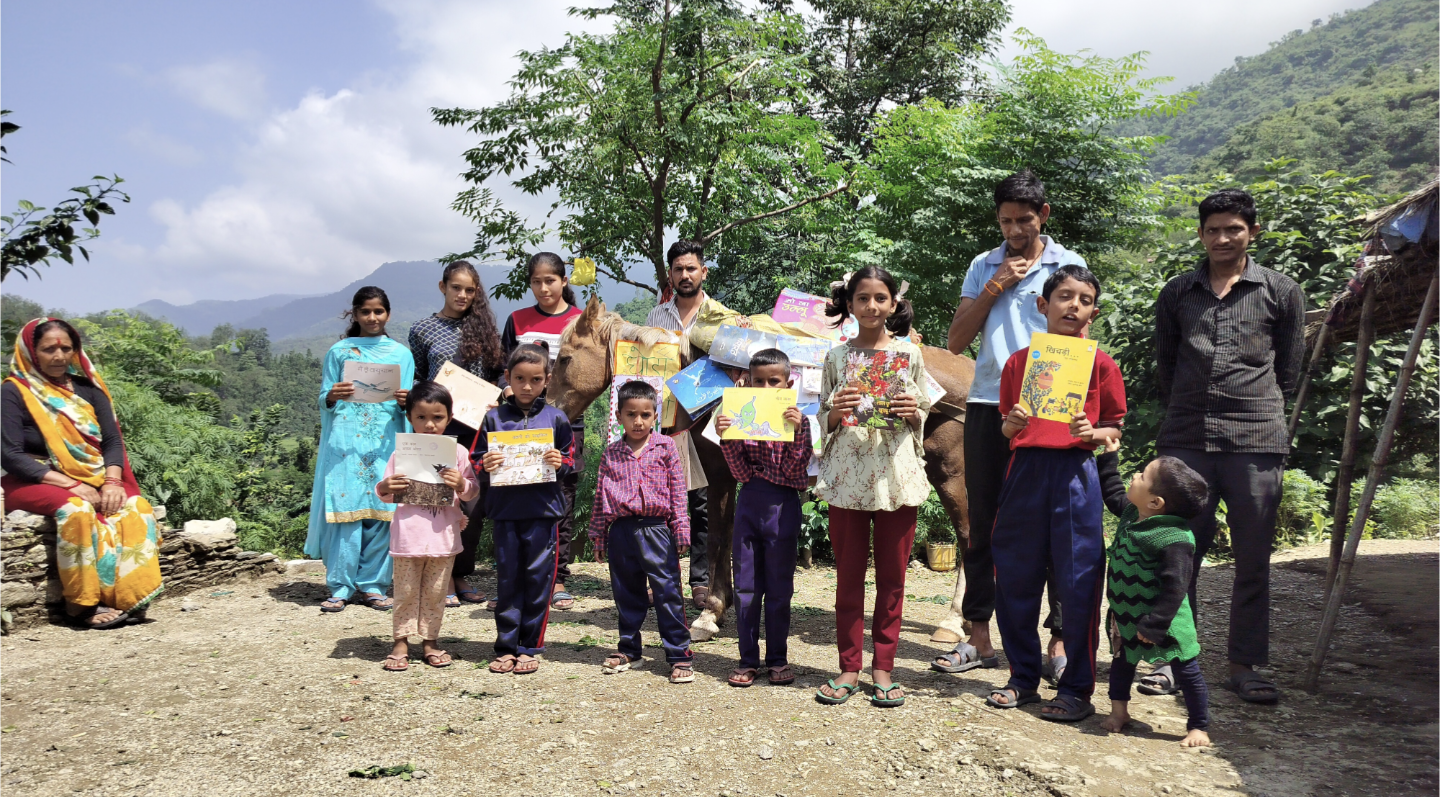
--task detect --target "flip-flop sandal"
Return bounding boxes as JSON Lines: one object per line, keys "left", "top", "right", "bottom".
{"left": 361, "top": 594, "right": 393, "bottom": 611}
{"left": 1224, "top": 670, "right": 1281, "bottom": 704}
{"left": 382, "top": 654, "right": 410, "bottom": 672}
{"left": 986, "top": 685, "right": 1041, "bottom": 709}
{"left": 320, "top": 597, "right": 347, "bottom": 613}
{"left": 1039, "top": 694, "right": 1095, "bottom": 722}
{"left": 932, "top": 642, "right": 1000, "bottom": 673}
{"left": 424, "top": 651, "right": 454, "bottom": 668}
{"left": 871, "top": 683, "right": 906, "bottom": 708}
{"left": 669, "top": 663, "right": 695, "bottom": 684}
{"left": 514, "top": 657, "right": 539, "bottom": 675}
{"left": 456, "top": 588, "right": 486, "bottom": 604}
{"left": 489, "top": 655, "right": 517, "bottom": 674}
{"left": 551, "top": 591, "right": 576, "bottom": 610}
{"left": 602, "top": 654, "right": 639, "bottom": 674}
{"left": 1043, "top": 655, "right": 1068, "bottom": 687}
{"left": 728, "top": 667, "right": 759, "bottom": 687}
{"left": 65, "top": 606, "right": 129, "bottom": 630}
{"left": 815, "top": 679, "right": 863, "bottom": 705}
{"left": 485, "top": 599, "right": 498, "bottom": 612}
{"left": 1138, "top": 665, "right": 1180, "bottom": 696}
{"left": 444, "top": 594, "right": 461, "bottom": 608}
{"left": 125, "top": 607, "right": 149, "bottom": 625}
{"left": 767, "top": 664, "right": 796, "bottom": 686}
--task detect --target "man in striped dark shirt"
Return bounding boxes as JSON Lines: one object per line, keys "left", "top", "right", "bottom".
{"left": 1153, "top": 188, "right": 1305, "bottom": 705}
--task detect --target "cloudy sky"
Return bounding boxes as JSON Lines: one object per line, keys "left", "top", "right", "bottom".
{"left": 2, "top": 0, "right": 1372, "bottom": 312}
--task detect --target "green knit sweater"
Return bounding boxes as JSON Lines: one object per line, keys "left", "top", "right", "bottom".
{"left": 1106, "top": 505, "right": 1200, "bottom": 664}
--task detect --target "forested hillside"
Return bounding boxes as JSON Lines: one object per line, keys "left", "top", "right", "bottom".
{"left": 1134, "top": 0, "right": 1437, "bottom": 190}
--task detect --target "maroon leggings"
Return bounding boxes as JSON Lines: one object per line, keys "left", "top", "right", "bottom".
{"left": 828, "top": 505, "right": 917, "bottom": 673}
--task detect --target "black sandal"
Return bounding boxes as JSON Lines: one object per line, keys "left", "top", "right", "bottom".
{"left": 65, "top": 605, "right": 129, "bottom": 630}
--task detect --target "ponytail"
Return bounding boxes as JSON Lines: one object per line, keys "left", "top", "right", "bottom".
{"left": 823, "top": 266, "right": 912, "bottom": 337}
{"left": 526, "top": 251, "right": 577, "bottom": 307}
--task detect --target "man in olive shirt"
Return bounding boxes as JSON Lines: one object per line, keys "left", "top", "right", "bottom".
{"left": 1154, "top": 189, "right": 1305, "bottom": 704}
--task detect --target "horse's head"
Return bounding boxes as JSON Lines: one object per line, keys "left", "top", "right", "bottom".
{"left": 550, "top": 295, "right": 613, "bottom": 422}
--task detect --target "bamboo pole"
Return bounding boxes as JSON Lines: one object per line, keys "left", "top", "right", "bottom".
{"left": 1304, "top": 272, "right": 1439, "bottom": 691}
{"left": 1286, "top": 322, "right": 1330, "bottom": 446}
{"left": 1322, "top": 288, "right": 1376, "bottom": 603}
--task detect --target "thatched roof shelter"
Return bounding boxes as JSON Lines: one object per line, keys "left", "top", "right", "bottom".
{"left": 1306, "top": 180, "right": 1439, "bottom": 346}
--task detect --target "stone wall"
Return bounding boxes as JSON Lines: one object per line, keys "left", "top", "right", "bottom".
{"left": 0, "top": 510, "right": 284, "bottom": 632}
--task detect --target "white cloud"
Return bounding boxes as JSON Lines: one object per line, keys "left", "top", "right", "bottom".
{"left": 164, "top": 58, "right": 268, "bottom": 119}
{"left": 124, "top": 124, "right": 203, "bottom": 165}
{"left": 136, "top": 1, "right": 596, "bottom": 296}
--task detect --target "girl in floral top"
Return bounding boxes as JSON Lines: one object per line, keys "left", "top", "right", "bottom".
{"left": 814, "top": 267, "right": 931, "bottom": 708}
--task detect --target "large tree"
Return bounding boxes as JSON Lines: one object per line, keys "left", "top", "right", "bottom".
{"left": 434, "top": 0, "right": 852, "bottom": 296}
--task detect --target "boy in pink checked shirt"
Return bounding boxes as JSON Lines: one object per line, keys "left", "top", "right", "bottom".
{"left": 715, "top": 348, "right": 812, "bottom": 688}
{"left": 588, "top": 380, "right": 694, "bottom": 683}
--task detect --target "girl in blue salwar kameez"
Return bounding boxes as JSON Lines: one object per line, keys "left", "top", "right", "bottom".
{"left": 305, "top": 287, "right": 414, "bottom": 611}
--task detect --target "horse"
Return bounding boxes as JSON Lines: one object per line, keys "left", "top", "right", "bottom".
{"left": 550, "top": 296, "right": 976, "bottom": 643}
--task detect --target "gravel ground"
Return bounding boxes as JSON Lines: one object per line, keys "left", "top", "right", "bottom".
{"left": 1, "top": 539, "right": 1434, "bottom": 797}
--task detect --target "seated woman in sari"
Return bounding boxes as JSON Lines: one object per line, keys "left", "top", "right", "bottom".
{"left": 0, "top": 318, "right": 164, "bottom": 629}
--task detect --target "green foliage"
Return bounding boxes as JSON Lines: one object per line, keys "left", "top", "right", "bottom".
{"left": 73, "top": 312, "right": 224, "bottom": 407}
{"left": 206, "top": 325, "right": 324, "bottom": 439}
{"left": 108, "top": 380, "right": 238, "bottom": 525}
{"left": 799, "top": 495, "right": 832, "bottom": 562}
{"left": 231, "top": 405, "right": 314, "bottom": 556}
{"left": 1, "top": 293, "right": 46, "bottom": 356}
{"left": 1370, "top": 478, "right": 1440, "bottom": 539}
{"left": 1276, "top": 469, "right": 1330, "bottom": 547}
{"left": 913, "top": 489, "right": 955, "bottom": 545}
{"left": 1, "top": 112, "right": 130, "bottom": 282}
{"left": 1130, "top": 0, "right": 1439, "bottom": 182}
{"left": 612, "top": 294, "right": 657, "bottom": 325}
{"left": 434, "top": 0, "right": 851, "bottom": 296}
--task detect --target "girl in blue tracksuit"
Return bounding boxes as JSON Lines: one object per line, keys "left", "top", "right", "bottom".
{"left": 475, "top": 343, "right": 575, "bottom": 675}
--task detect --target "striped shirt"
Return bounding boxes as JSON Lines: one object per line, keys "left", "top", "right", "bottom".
{"left": 587, "top": 434, "right": 690, "bottom": 557}
{"left": 1155, "top": 257, "right": 1306, "bottom": 453}
{"left": 721, "top": 414, "right": 813, "bottom": 490}
{"left": 645, "top": 291, "right": 730, "bottom": 331}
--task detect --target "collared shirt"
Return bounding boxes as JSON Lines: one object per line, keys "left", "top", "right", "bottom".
{"left": 721, "top": 414, "right": 813, "bottom": 490}
{"left": 1155, "top": 256, "right": 1306, "bottom": 453}
{"left": 587, "top": 433, "right": 690, "bottom": 557}
{"left": 645, "top": 291, "right": 728, "bottom": 331}
{"left": 959, "top": 236, "right": 1089, "bottom": 405}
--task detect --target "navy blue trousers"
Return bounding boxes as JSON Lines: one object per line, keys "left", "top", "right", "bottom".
{"left": 732, "top": 479, "right": 801, "bottom": 668}
{"left": 607, "top": 517, "right": 693, "bottom": 664}
{"left": 493, "top": 518, "right": 559, "bottom": 657}
{"left": 1109, "top": 656, "right": 1210, "bottom": 730}
{"left": 992, "top": 447, "right": 1105, "bottom": 699}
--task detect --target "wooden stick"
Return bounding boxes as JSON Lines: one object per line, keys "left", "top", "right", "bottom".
{"left": 1286, "top": 322, "right": 1330, "bottom": 447}
{"left": 1304, "top": 272, "right": 1439, "bottom": 691}
{"left": 1322, "top": 288, "right": 1376, "bottom": 603}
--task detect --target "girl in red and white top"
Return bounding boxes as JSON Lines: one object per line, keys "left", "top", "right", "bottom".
{"left": 499, "top": 253, "right": 585, "bottom": 611}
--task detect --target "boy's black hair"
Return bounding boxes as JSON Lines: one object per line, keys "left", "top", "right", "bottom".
{"left": 993, "top": 169, "right": 1047, "bottom": 213}
{"left": 1042, "top": 264, "right": 1102, "bottom": 302}
{"left": 666, "top": 239, "right": 705, "bottom": 268}
{"left": 407, "top": 380, "right": 453, "bottom": 416}
{"left": 1149, "top": 456, "right": 1209, "bottom": 520}
{"left": 616, "top": 379, "right": 659, "bottom": 412}
{"left": 748, "top": 348, "right": 790, "bottom": 373}
{"left": 1198, "top": 188, "right": 1258, "bottom": 227}
{"left": 506, "top": 342, "right": 551, "bottom": 374}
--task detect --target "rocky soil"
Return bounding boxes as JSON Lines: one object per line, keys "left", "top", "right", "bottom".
{"left": 0, "top": 539, "right": 1434, "bottom": 797}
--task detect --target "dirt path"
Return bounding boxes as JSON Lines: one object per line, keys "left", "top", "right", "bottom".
{"left": 1, "top": 539, "right": 1435, "bottom": 797}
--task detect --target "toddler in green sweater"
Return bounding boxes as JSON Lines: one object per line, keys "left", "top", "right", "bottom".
{"left": 1101, "top": 455, "right": 1212, "bottom": 748}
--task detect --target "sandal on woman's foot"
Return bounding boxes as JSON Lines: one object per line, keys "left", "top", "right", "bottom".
{"left": 871, "top": 683, "right": 906, "bottom": 708}
{"left": 933, "top": 642, "right": 999, "bottom": 673}
{"left": 1224, "top": 670, "right": 1281, "bottom": 704}
{"left": 485, "top": 599, "right": 498, "bottom": 612}
{"left": 488, "top": 655, "right": 517, "bottom": 674}
{"left": 444, "top": 594, "right": 461, "bottom": 608}
{"left": 423, "top": 650, "right": 453, "bottom": 668}
{"left": 361, "top": 593, "right": 393, "bottom": 611}
{"left": 986, "top": 684, "right": 1041, "bottom": 709}
{"left": 815, "top": 679, "right": 862, "bottom": 705}
{"left": 455, "top": 580, "right": 486, "bottom": 603}
{"left": 1040, "top": 694, "right": 1095, "bottom": 722}
{"left": 1042, "top": 655, "right": 1068, "bottom": 687}
{"left": 65, "top": 605, "right": 128, "bottom": 630}
{"left": 767, "top": 664, "right": 795, "bottom": 686}
{"left": 728, "top": 667, "right": 759, "bottom": 687}
{"left": 320, "top": 597, "right": 347, "bottom": 613}
{"left": 382, "top": 654, "right": 410, "bottom": 672}
{"left": 551, "top": 590, "right": 576, "bottom": 610}
{"left": 602, "top": 653, "right": 639, "bottom": 674}
{"left": 514, "top": 656, "right": 539, "bottom": 675}
{"left": 1137, "top": 664, "right": 1179, "bottom": 696}
{"left": 669, "top": 663, "right": 695, "bottom": 684}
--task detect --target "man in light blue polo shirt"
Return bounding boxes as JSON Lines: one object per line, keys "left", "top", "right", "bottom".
{"left": 931, "top": 170, "right": 1088, "bottom": 681}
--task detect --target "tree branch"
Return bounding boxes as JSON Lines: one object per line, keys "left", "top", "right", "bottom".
{"left": 651, "top": 0, "right": 672, "bottom": 129}
{"left": 700, "top": 183, "right": 851, "bottom": 245}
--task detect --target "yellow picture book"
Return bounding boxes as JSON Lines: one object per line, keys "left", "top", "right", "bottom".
{"left": 487, "top": 428, "right": 556, "bottom": 486}
{"left": 1018, "top": 332, "right": 1098, "bottom": 422}
{"left": 614, "top": 339, "right": 683, "bottom": 426}
{"left": 719, "top": 388, "right": 797, "bottom": 442}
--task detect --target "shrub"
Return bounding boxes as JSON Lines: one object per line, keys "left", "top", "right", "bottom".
{"left": 1276, "top": 469, "right": 1330, "bottom": 547}
{"left": 1371, "top": 479, "right": 1439, "bottom": 539}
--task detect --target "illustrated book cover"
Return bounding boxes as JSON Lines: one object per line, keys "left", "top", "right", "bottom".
{"left": 487, "top": 429, "right": 557, "bottom": 487}
{"left": 719, "top": 388, "right": 797, "bottom": 442}
{"left": 434, "top": 361, "right": 502, "bottom": 429}
{"left": 708, "top": 325, "right": 778, "bottom": 369}
{"left": 666, "top": 356, "right": 734, "bottom": 414}
{"left": 841, "top": 348, "right": 912, "bottom": 430}
{"left": 342, "top": 361, "right": 402, "bottom": 404}
{"left": 394, "top": 433, "right": 458, "bottom": 507}
{"left": 1018, "top": 332, "right": 1097, "bottom": 422}
{"left": 771, "top": 289, "right": 838, "bottom": 339}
